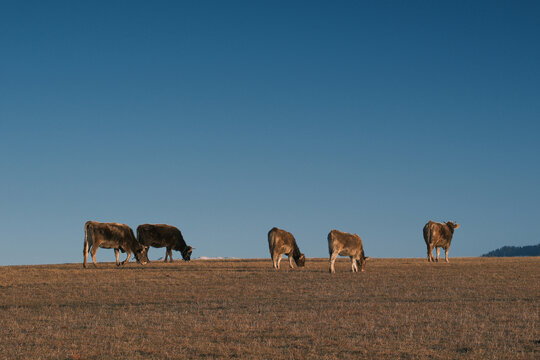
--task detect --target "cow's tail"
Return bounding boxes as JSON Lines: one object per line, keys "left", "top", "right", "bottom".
{"left": 422, "top": 222, "right": 430, "bottom": 243}
{"left": 327, "top": 231, "right": 333, "bottom": 256}
{"left": 83, "top": 222, "right": 89, "bottom": 254}
{"left": 83, "top": 221, "right": 92, "bottom": 267}
{"left": 268, "top": 228, "right": 276, "bottom": 252}
{"left": 427, "top": 222, "right": 434, "bottom": 244}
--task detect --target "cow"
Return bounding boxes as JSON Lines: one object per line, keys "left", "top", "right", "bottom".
{"left": 137, "top": 224, "right": 193, "bottom": 262}
{"left": 423, "top": 220, "right": 460, "bottom": 262}
{"left": 83, "top": 221, "right": 149, "bottom": 268}
{"left": 328, "top": 229, "right": 369, "bottom": 274}
{"left": 267, "top": 227, "right": 305, "bottom": 269}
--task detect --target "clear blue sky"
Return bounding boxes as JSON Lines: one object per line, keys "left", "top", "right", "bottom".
{"left": 1, "top": 1, "right": 539, "bottom": 265}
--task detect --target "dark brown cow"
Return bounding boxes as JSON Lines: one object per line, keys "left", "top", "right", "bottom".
{"left": 423, "top": 220, "right": 460, "bottom": 262}
{"left": 83, "top": 221, "right": 149, "bottom": 268}
{"left": 137, "top": 224, "right": 193, "bottom": 262}
{"left": 328, "top": 229, "right": 369, "bottom": 273}
{"left": 267, "top": 227, "right": 305, "bottom": 269}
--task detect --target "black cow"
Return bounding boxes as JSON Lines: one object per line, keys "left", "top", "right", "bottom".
{"left": 137, "top": 224, "right": 193, "bottom": 262}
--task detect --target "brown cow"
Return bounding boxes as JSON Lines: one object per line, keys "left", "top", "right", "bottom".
{"left": 328, "top": 229, "right": 369, "bottom": 273}
{"left": 267, "top": 227, "right": 305, "bottom": 269}
{"left": 83, "top": 221, "right": 149, "bottom": 268}
{"left": 137, "top": 224, "right": 193, "bottom": 262}
{"left": 423, "top": 220, "right": 460, "bottom": 262}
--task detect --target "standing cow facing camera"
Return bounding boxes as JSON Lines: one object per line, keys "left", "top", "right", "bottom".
{"left": 423, "top": 220, "right": 460, "bottom": 262}
{"left": 328, "top": 229, "right": 369, "bottom": 274}
{"left": 137, "top": 224, "right": 193, "bottom": 262}
{"left": 268, "top": 227, "right": 305, "bottom": 269}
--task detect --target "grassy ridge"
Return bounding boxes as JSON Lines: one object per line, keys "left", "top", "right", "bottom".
{"left": 0, "top": 258, "right": 538, "bottom": 359}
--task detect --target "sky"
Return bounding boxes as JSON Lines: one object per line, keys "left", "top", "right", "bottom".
{"left": 1, "top": 1, "right": 539, "bottom": 265}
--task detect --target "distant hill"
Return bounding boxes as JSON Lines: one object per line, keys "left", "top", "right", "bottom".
{"left": 482, "top": 244, "right": 540, "bottom": 257}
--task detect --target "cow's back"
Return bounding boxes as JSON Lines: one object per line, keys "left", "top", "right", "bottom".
{"left": 424, "top": 222, "right": 452, "bottom": 247}
{"left": 328, "top": 229, "right": 363, "bottom": 256}
{"left": 268, "top": 227, "right": 295, "bottom": 253}
{"left": 138, "top": 224, "right": 172, "bottom": 248}
{"left": 88, "top": 222, "right": 132, "bottom": 249}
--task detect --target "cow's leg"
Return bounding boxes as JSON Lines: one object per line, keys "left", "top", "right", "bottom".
{"left": 90, "top": 246, "right": 98, "bottom": 268}
{"left": 271, "top": 253, "right": 277, "bottom": 269}
{"left": 83, "top": 246, "right": 89, "bottom": 269}
{"left": 350, "top": 257, "right": 357, "bottom": 272}
{"left": 167, "top": 248, "right": 173, "bottom": 263}
{"left": 121, "top": 251, "right": 131, "bottom": 265}
{"left": 329, "top": 252, "right": 338, "bottom": 273}
{"left": 164, "top": 249, "right": 169, "bottom": 262}
{"left": 288, "top": 253, "right": 294, "bottom": 268}
{"left": 427, "top": 244, "right": 434, "bottom": 262}
{"left": 276, "top": 254, "right": 283, "bottom": 269}
{"left": 114, "top": 249, "right": 121, "bottom": 266}
{"left": 436, "top": 247, "right": 440, "bottom": 262}
{"left": 444, "top": 248, "right": 449, "bottom": 263}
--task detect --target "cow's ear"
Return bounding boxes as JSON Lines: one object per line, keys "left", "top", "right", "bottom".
{"left": 454, "top": 224, "right": 460, "bottom": 229}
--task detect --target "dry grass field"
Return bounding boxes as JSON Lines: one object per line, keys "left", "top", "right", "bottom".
{"left": 0, "top": 257, "right": 538, "bottom": 359}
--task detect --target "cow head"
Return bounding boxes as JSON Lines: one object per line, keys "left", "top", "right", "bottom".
{"left": 446, "top": 221, "right": 460, "bottom": 231}
{"left": 358, "top": 255, "right": 370, "bottom": 272}
{"left": 181, "top": 246, "right": 193, "bottom": 261}
{"left": 295, "top": 253, "right": 306, "bottom": 267}
{"left": 134, "top": 245, "right": 150, "bottom": 265}
{"left": 140, "top": 245, "right": 150, "bottom": 258}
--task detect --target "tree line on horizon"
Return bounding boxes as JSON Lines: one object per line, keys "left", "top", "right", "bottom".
{"left": 482, "top": 244, "right": 540, "bottom": 257}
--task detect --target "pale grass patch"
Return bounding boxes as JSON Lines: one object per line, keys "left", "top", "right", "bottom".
{"left": 0, "top": 258, "right": 538, "bottom": 359}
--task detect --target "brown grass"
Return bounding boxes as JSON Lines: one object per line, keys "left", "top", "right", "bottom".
{"left": 0, "top": 257, "right": 538, "bottom": 359}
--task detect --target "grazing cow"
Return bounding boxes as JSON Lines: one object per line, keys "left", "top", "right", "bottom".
{"left": 267, "top": 227, "right": 305, "bottom": 269}
{"left": 328, "top": 229, "right": 369, "bottom": 274}
{"left": 137, "top": 224, "right": 193, "bottom": 262}
{"left": 83, "top": 221, "right": 149, "bottom": 268}
{"left": 423, "top": 220, "right": 460, "bottom": 262}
